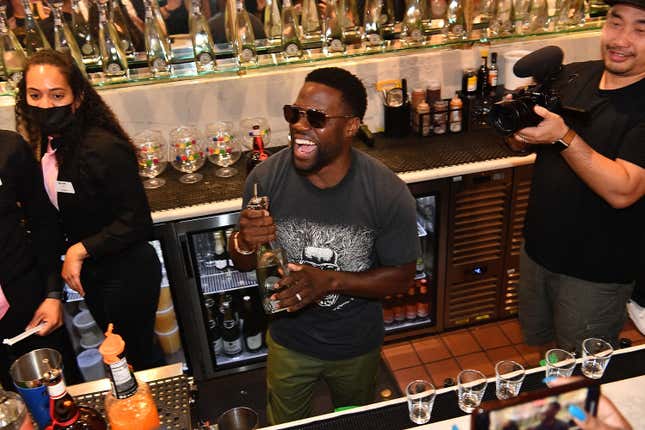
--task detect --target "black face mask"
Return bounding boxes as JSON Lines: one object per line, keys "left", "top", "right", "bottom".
{"left": 28, "top": 104, "right": 76, "bottom": 136}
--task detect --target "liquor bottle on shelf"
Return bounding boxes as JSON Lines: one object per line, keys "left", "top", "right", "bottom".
{"left": 477, "top": 48, "right": 489, "bottom": 96}
{"left": 417, "top": 278, "right": 430, "bottom": 318}
{"left": 380, "top": 0, "right": 396, "bottom": 39}
{"left": 189, "top": 0, "right": 216, "bottom": 72}
{"left": 97, "top": 0, "right": 129, "bottom": 78}
{"left": 363, "top": 0, "right": 384, "bottom": 49}
{"left": 488, "top": 52, "right": 498, "bottom": 90}
{"left": 51, "top": 1, "right": 85, "bottom": 74}
{"left": 205, "top": 298, "right": 224, "bottom": 356}
{"left": 263, "top": 0, "right": 282, "bottom": 47}
{"left": 246, "top": 125, "right": 269, "bottom": 174}
{"left": 20, "top": 0, "right": 50, "bottom": 55}
{"left": 280, "top": 0, "right": 303, "bottom": 59}
{"left": 382, "top": 296, "right": 394, "bottom": 325}
{"left": 0, "top": 382, "right": 34, "bottom": 430}
{"left": 242, "top": 295, "right": 264, "bottom": 352}
{"left": 98, "top": 324, "right": 160, "bottom": 430}
{"left": 301, "top": 0, "right": 321, "bottom": 43}
{"left": 446, "top": 0, "right": 465, "bottom": 39}
{"left": 109, "top": 0, "right": 135, "bottom": 57}
{"left": 233, "top": 0, "right": 258, "bottom": 66}
{"left": 71, "top": 0, "right": 99, "bottom": 63}
{"left": 323, "top": 0, "right": 345, "bottom": 54}
{"left": 144, "top": 0, "right": 172, "bottom": 76}
{"left": 148, "top": 0, "right": 168, "bottom": 40}
{"left": 341, "top": 0, "right": 361, "bottom": 45}
{"left": 402, "top": 0, "right": 424, "bottom": 44}
{"left": 405, "top": 286, "right": 417, "bottom": 321}
{"left": 43, "top": 361, "right": 107, "bottom": 429}
{"left": 0, "top": 5, "right": 27, "bottom": 88}
{"left": 221, "top": 300, "right": 243, "bottom": 356}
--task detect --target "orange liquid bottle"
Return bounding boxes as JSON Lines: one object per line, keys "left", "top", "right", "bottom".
{"left": 98, "top": 324, "right": 160, "bottom": 430}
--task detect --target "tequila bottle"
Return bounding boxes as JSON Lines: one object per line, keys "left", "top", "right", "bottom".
{"left": 340, "top": 0, "right": 361, "bottom": 45}
{"left": 20, "top": 0, "right": 50, "bottom": 55}
{"left": 110, "top": 0, "right": 135, "bottom": 57}
{"left": 301, "top": 0, "right": 321, "bottom": 43}
{"left": 446, "top": 0, "right": 466, "bottom": 39}
{"left": 264, "top": 0, "right": 282, "bottom": 46}
{"left": 144, "top": 0, "right": 172, "bottom": 76}
{"left": 189, "top": 0, "right": 216, "bottom": 72}
{"left": 403, "top": 0, "right": 424, "bottom": 43}
{"left": 97, "top": 0, "right": 129, "bottom": 78}
{"left": 233, "top": 0, "right": 257, "bottom": 66}
{"left": 363, "top": 0, "right": 384, "bottom": 49}
{"left": 71, "top": 0, "right": 99, "bottom": 62}
{"left": 324, "top": 0, "right": 345, "bottom": 54}
{"left": 51, "top": 1, "right": 85, "bottom": 73}
{"left": 0, "top": 4, "right": 26, "bottom": 88}
{"left": 381, "top": 0, "right": 396, "bottom": 39}
{"left": 281, "top": 0, "right": 303, "bottom": 59}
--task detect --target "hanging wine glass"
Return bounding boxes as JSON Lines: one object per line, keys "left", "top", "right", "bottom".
{"left": 133, "top": 129, "right": 168, "bottom": 189}
{"left": 205, "top": 121, "right": 241, "bottom": 178}
{"left": 239, "top": 117, "right": 271, "bottom": 151}
{"left": 169, "top": 126, "right": 206, "bottom": 184}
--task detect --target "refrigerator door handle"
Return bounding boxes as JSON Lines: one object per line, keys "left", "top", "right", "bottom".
{"left": 179, "top": 235, "right": 195, "bottom": 280}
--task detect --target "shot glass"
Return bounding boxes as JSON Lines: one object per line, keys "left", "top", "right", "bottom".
{"left": 545, "top": 349, "right": 576, "bottom": 379}
{"left": 581, "top": 338, "right": 613, "bottom": 379}
{"left": 457, "top": 369, "right": 487, "bottom": 413}
{"left": 495, "top": 360, "right": 525, "bottom": 400}
{"left": 406, "top": 379, "right": 436, "bottom": 425}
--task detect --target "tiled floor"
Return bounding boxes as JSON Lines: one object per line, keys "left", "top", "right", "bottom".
{"left": 382, "top": 317, "right": 645, "bottom": 393}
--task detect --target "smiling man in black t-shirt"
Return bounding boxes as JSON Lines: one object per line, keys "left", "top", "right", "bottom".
{"left": 230, "top": 68, "right": 418, "bottom": 424}
{"left": 508, "top": 0, "right": 645, "bottom": 353}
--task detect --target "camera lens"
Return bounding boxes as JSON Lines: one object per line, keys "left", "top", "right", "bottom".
{"left": 489, "top": 100, "right": 524, "bottom": 136}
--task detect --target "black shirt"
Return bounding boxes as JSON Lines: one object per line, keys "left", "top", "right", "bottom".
{"left": 53, "top": 127, "right": 153, "bottom": 260}
{"left": 524, "top": 61, "right": 645, "bottom": 283}
{"left": 0, "top": 130, "right": 62, "bottom": 295}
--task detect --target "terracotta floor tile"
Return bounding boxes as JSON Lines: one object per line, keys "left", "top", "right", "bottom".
{"left": 393, "top": 365, "right": 431, "bottom": 394}
{"left": 412, "top": 336, "right": 451, "bottom": 364}
{"left": 515, "top": 343, "right": 545, "bottom": 368}
{"left": 455, "top": 352, "right": 496, "bottom": 377}
{"left": 470, "top": 324, "right": 511, "bottom": 350}
{"left": 424, "top": 358, "right": 461, "bottom": 389}
{"left": 441, "top": 329, "right": 481, "bottom": 356}
{"left": 498, "top": 319, "right": 525, "bottom": 344}
{"left": 382, "top": 342, "right": 421, "bottom": 371}
{"left": 484, "top": 345, "right": 527, "bottom": 369}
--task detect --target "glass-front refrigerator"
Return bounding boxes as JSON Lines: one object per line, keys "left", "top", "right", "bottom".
{"left": 61, "top": 223, "right": 187, "bottom": 382}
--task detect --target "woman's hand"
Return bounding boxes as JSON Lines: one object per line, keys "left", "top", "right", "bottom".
{"left": 27, "top": 298, "right": 63, "bottom": 335}
{"left": 62, "top": 242, "right": 89, "bottom": 296}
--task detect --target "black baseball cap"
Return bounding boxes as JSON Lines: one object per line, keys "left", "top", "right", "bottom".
{"left": 605, "top": 0, "right": 645, "bottom": 9}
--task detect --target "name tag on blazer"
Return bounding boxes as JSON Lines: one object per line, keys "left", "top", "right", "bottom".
{"left": 56, "top": 180, "right": 75, "bottom": 194}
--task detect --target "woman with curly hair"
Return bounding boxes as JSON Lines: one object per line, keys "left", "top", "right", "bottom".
{"left": 16, "top": 50, "right": 164, "bottom": 370}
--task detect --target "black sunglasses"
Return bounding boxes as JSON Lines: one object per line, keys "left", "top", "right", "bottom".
{"left": 283, "top": 105, "right": 355, "bottom": 129}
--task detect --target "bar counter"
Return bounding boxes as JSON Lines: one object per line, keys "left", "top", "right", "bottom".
{"left": 148, "top": 128, "right": 536, "bottom": 223}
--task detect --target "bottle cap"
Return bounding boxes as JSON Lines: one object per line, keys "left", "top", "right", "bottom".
{"left": 98, "top": 323, "right": 126, "bottom": 364}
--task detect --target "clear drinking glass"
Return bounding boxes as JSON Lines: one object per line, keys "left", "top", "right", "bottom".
{"left": 545, "top": 349, "right": 576, "bottom": 379}
{"left": 169, "top": 126, "right": 206, "bottom": 184}
{"left": 133, "top": 129, "right": 168, "bottom": 189}
{"left": 495, "top": 360, "right": 525, "bottom": 400}
{"left": 205, "top": 121, "right": 241, "bottom": 178}
{"left": 457, "top": 369, "right": 487, "bottom": 413}
{"left": 581, "top": 338, "right": 613, "bottom": 379}
{"left": 239, "top": 117, "right": 271, "bottom": 150}
{"left": 406, "top": 380, "right": 436, "bottom": 424}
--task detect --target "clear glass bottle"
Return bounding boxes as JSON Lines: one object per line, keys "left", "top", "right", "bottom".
{"left": 99, "top": 324, "right": 160, "bottom": 430}
{"left": 97, "top": 0, "right": 129, "bottom": 78}
{"left": 144, "top": 0, "right": 172, "bottom": 76}
{"left": 280, "top": 0, "right": 303, "bottom": 59}
{"left": 20, "top": 0, "right": 50, "bottom": 55}
{"left": 363, "top": 0, "right": 384, "bottom": 49}
{"left": 488, "top": 0, "right": 512, "bottom": 36}
{"left": 189, "top": 0, "right": 217, "bottom": 72}
{"left": 263, "top": 0, "right": 282, "bottom": 47}
{"left": 340, "top": 0, "right": 361, "bottom": 45}
{"left": 402, "top": 0, "right": 424, "bottom": 44}
{"left": 71, "top": 0, "right": 100, "bottom": 62}
{"left": 446, "top": 0, "right": 466, "bottom": 39}
{"left": 234, "top": 0, "right": 258, "bottom": 66}
{"left": 301, "top": 0, "right": 321, "bottom": 43}
{"left": 324, "top": 0, "right": 345, "bottom": 54}
{"left": 149, "top": 0, "right": 168, "bottom": 39}
{"left": 51, "top": 1, "right": 85, "bottom": 73}
{"left": 0, "top": 5, "right": 27, "bottom": 89}
{"left": 110, "top": 0, "right": 135, "bottom": 57}
{"left": 0, "top": 382, "right": 34, "bottom": 430}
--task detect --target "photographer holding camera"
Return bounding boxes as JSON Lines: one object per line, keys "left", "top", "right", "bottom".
{"left": 504, "top": 0, "right": 645, "bottom": 354}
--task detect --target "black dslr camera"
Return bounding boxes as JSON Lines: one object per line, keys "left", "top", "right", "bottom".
{"left": 488, "top": 46, "right": 564, "bottom": 136}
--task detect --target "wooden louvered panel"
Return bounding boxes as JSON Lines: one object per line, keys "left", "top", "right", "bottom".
{"left": 509, "top": 179, "right": 532, "bottom": 256}
{"left": 501, "top": 271, "right": 520, "bottom": 317}
{"left": 445, "top": 277, "right": 500, "bottom": 328}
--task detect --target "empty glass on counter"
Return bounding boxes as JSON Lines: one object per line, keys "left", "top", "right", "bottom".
{"left": 494, "top": 360, "right": 525, "bottom": 400}
{"left": 545, "top": 348, "right": 576, "bottom": 379}
{"left": 134, "top": 129, "right": 168, "bottom": 189}
{"left": 581, "top": 338, "right": 613, "bottom": 379}
{"left": 170, "top": 126, "right": 206, "bottom": 184}
{"left": 406, "top": 379, "right": 436, "bottom": 424}
{"left": 205, "top": 121, "right": 242, "bottom": 178}
{"left": 457, "top": 369, "right": 487, "bottom": 413}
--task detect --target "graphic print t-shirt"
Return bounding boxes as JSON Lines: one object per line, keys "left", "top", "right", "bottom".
{"left": 243, "top": 147, "right": 419, "bottom": 360}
